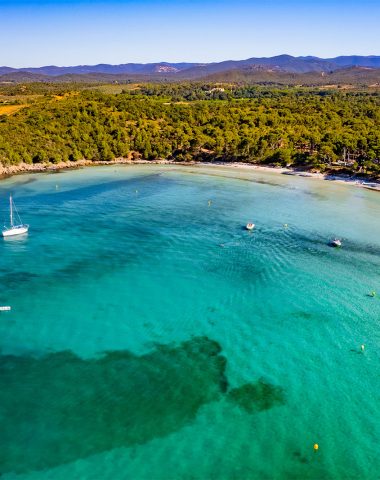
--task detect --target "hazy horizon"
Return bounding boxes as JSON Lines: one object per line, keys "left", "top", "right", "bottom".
{"left": 1, "top": 0, "right": 380, "bottom": 68}
{"left": 2, "top": 53, "right": 380, "bottom": 70}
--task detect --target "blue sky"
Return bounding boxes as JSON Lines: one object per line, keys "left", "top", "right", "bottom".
{"left": 1, "top": 0, "right": 379, "bottom": 67}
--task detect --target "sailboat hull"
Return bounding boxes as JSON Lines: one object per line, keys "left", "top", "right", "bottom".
{"left": 2, "top": 225, "right": 29, "bottom": 237}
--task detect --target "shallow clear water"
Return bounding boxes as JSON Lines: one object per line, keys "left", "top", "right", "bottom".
{"left": 0, "top": 165, "right": 379, "bottom": 479}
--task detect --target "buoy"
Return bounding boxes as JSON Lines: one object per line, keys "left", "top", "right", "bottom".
{"left": 284, "top": 223, "right": 288, "bottom": 228}
{"left": 361, "top": 344, "right": 365, "bottom": 352}
{"left": 314, "top": 444, "right": 319, "bottom": 451}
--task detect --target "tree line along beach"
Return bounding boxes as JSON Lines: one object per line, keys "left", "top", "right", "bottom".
{"left": 0, "top": 83, "right": 379, "bottom": 187}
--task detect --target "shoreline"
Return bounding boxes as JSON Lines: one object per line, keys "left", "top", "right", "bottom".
{"left": 197, "top": 162, "right": 380, "bottom": 191}
{"left": 1, "top": 158, "right": 379, "bottom": 191}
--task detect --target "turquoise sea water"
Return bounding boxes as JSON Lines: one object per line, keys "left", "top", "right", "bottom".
{"left": 0, "top": 165, "right": 379, "bottom": 479}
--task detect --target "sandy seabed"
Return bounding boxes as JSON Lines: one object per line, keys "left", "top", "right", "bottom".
{"left": 1, "top": 158, "right": 379, "bottom": 191}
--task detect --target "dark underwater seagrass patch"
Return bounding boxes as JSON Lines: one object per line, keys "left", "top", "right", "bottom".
{"left": 227, "top": 379, "right": 285, "bottom": 413}
{"left": 0, "top": 336, "right": 227, "bottom": 474}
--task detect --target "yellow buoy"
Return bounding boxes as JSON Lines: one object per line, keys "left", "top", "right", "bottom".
{"left": 314, "top": 444, "right": 319, "bottom": 451}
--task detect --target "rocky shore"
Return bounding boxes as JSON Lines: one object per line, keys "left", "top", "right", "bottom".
{"left": 0, "top": 158, "right": 177, "bottom": 177}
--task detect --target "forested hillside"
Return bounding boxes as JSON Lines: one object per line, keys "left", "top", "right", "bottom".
{"left": 0, "top": 85, "right": 379, "bottom": 176}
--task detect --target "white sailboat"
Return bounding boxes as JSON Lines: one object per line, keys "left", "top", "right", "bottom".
{"left": 2, "top": 195, "right": 29, "bottom": 237}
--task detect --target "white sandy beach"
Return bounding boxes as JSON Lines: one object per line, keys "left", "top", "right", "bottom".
{"left": 0, "top": 158, "right": 379, "bottom": 191}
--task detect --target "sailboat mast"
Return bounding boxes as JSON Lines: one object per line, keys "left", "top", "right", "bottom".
{"left": 10, "top": 195, "right": 13, "bottom": 227}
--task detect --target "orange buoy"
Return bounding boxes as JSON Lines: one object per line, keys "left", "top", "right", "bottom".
{"left": 314, "top": 444, "right": 319, "bottom": 451}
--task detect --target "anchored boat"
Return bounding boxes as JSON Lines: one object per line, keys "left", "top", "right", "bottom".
{"left": 2, "top": 195, "right": 29, "bottom": 237}
{"left": 331, "top": 238, "right": 342, "bottom": 248}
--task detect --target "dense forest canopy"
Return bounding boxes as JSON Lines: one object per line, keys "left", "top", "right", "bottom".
{"left": 0, "top": 83, "right": 379, "bottom": 177}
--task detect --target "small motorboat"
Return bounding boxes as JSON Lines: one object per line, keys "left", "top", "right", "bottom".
{"left": 246, "top": 223, "right": 255, "bottom": 231}
{"left": 330, "top": 238, "right": 342, "bottom": 248}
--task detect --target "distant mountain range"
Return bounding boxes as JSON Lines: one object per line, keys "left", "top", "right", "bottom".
{"left": 1, "top": 55, "right": 380, "bottom": 83}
